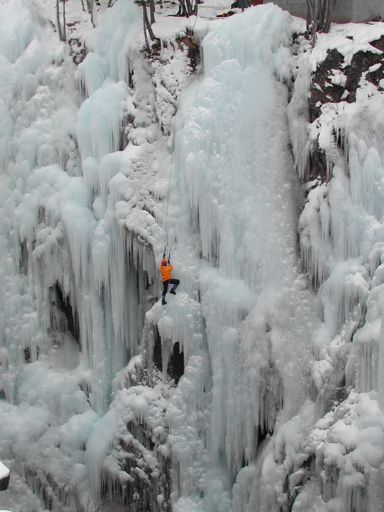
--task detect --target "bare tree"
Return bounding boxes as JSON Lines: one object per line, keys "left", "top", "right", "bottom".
{"left": 86, "top": 0, "right": 96, "bottom": 27}
{"left": 149, "top": 0, "right": 156, "bottom": 24}
{"left": 177, "top": 0, "right": 198, "bottom": 17}
{"left": 306, "top": 0, "right": 335, "bottom": 44}
{"left": 143, "top": 3, "right": 150, "bottom": 49}
{"left": 56, "top": 0, "right": 67, "bottom": 41}
{"left": 142, "top": 2, "right": 156, "bottom": 49}
{"left": 135, "top": 0, "right": 157, "bottom": 49}
{"left": 62, "top": 0, "right": 67, "bottom": 41}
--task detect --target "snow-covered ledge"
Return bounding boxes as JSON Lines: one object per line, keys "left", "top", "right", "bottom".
{"left": 0, "top": 461, "right": 10, "bottom": 491}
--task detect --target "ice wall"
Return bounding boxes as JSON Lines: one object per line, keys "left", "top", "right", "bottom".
{"left": 151, "top": 6, "right": 321, "bottom": 510}
{"left": 0, "top": 0, "right": 166, "bottom": 509}
{"left": 0, "top": 0, "right": 170, "bottom": 402}
{"left": 155, "top": 12, "right": 384, "bottom": 512}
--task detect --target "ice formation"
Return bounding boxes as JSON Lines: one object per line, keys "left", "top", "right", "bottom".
{"left": 1, "top": 0, "right": 384, "bottom": 511}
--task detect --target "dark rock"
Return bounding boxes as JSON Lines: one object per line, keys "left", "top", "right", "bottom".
{"left": 309, "top": 49, "right": 344, "bottom": 123}
{"left": 346, "top": 38, "right": 384, "bottom": 101}
{"left": 0, "top": 471, "right": 10, "bottom": 491}
{"left": 307, "top": 34, "right": 384, "bottom": 182}
{"left": 167, "top": 341, "right": 184, "bottom": 383}
{"left": 50, "top": 282, "right": 80, "bottom": 346}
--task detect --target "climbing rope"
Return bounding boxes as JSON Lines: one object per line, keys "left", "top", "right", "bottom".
{"left": 164, "top": 11, "right": 200, "bottom": 257}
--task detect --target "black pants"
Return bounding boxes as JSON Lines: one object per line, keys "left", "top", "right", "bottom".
{"left": 162, "top": 279, "right": 180, "bottom": 299}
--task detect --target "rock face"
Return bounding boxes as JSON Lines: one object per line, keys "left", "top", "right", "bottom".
{"left": 0, "top": 461, "right": 10, "bottom": 491}
{"left": 307, "top": 35, "right": 384, "bottom": 181}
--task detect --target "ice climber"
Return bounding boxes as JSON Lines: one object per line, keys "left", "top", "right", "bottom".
{"left": 160, "top": 257, "right": 180, "bottom": 305}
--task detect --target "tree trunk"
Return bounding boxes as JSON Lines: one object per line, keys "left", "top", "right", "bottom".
{"left": 143, "top": 3, "right": 156, "bottom": 41}
{"left": 323, "top": 0, "right": 334, "bottom": 33}
{"left": 86, "top": 0, "right": 95, "bottom": 27}
{"left": 149, "top": 0, "right": 156, "bottom": 25}
{"left": 143, "top": 4, "right": 150, "bottom": 49}
{"left": 306, "top": 0, "right": 335, "bottom": 42}
{"left": 56, "top": 0, "right": 63, "bottom": 40}
{"left": 178, "top": 0, "right": 186, "bottom": 16}
{"left": 306, "top": 0, "right": 311, "bottom": 29}
{"left": 184, "top": 0, "right": 193, "bottom": 16}
{"left": 62, "top": 0, "right": 67, "bottom": 42}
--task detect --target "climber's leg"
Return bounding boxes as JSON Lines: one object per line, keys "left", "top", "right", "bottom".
{"left": 162, "top": 280, "right": 169, "bottom": 305}
{"left": 169, "top": 278, "right": 180, "bottom": 295}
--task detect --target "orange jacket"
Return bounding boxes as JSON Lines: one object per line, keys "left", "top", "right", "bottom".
{"left": 160, "top": 263, "right": 173, "bottom": 282}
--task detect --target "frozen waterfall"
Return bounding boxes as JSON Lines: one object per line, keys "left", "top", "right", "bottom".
{"left": 1, "top": 0, "right": 384, "bottom": 511}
